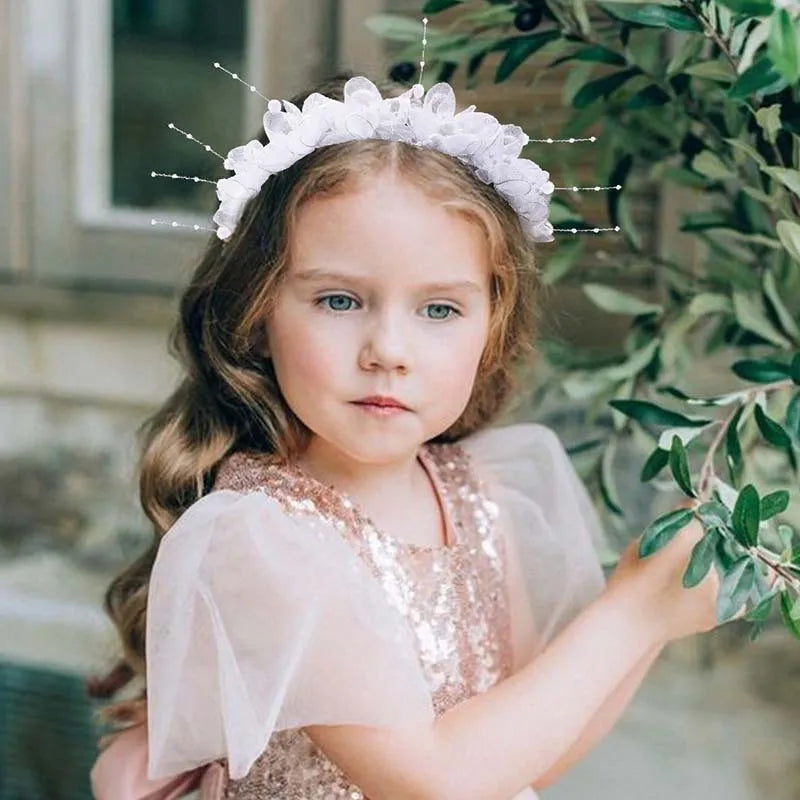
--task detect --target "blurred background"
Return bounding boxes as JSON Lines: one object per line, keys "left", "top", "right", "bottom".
{"left": 0, "top": 0, "right": 797, "bottom": 798}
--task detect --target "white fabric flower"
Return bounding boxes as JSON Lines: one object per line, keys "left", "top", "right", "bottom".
{"left": 213, "top": 77, "right": 555, "bottom": 243}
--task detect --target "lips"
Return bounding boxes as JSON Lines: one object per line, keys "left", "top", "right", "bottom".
{"left": 353, "top": 396, "right": 410, "bottom": 410}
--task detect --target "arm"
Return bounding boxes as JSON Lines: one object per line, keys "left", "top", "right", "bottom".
{"left": 305, "top": 583, "right": 664, "bottom": 800}
{"left": 532, "top": 639, "right": 665, "bottom": 790}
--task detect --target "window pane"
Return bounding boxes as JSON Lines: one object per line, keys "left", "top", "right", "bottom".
{"left": 111, "top": 0, "right": 246, "bottom": 211}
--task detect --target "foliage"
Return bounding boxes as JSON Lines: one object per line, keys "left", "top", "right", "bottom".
{"left": 372, "top": 0, "right": 800, "bottom": 641}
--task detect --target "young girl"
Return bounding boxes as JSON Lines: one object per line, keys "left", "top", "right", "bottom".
{"left": 89, "top": 73, "right": 738, "bottom": 800}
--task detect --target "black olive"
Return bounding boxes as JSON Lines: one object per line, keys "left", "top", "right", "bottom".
{"left": 389, "top": 62, "right": 416, "bottom": 83}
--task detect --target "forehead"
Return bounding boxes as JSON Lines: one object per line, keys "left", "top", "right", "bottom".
{"left": 287, "top": 173, "right": 491, "bottom": 288}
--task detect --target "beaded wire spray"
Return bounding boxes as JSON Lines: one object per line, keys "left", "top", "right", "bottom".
{"left": 150, "top": 17, "right": 621, "bottom": 238}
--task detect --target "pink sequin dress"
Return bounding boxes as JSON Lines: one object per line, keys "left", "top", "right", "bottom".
{"left": 126, "top": 423, "right": 607, "bottom": 800}
{"left": 213, "top": 439, "right": 513, "bottom": 798}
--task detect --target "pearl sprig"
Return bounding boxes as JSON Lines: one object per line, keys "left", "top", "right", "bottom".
{"left": 150, "top": 218, "right": 215, "bottom": 233}
{"left": 166, "top": 122, "right": 224, "bottom": 160}
{"left": 212, "top": 62, "right": 270, "bottom": 102}
{"left": 528, "top": 136, "right": 598, "bottom": 143}
{"left": 150, "top": 171, "right": 216, "bottom": 185}
{"left": 553, "top": 226, "right": 622, "bottom": 234}
{"left": 419, "top": 17, "right": 428, "bottom": 85}
{"left": 554, "top": 184, "right": 623, "bottom": 192}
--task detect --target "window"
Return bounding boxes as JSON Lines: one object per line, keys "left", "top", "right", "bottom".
{"left": 14, "top": 0, "right": 378, "bottom": 288}
{"left": 111, "top": 0, "right": 246, "bottom": 213}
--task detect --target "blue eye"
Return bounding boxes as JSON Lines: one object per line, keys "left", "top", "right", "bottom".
{"left": 425, "top": 303, "right": 459, "bottom": 320}
{"left": 316, "top": 295, "right": 460, "bottom": 320}
{"left": 317, "top": 294, "right": 357, "bottom": 312}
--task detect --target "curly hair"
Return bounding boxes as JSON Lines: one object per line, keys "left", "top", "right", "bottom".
{"left": 90, "top": 72, "right": 541, "bottom": 714}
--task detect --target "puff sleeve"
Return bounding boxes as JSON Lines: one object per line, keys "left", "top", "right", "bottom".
{"left": 459, "top": 423, "right": 611, "bottom": 668}
{"left": 145, "top": 489, "right": 435, "bottom": 781}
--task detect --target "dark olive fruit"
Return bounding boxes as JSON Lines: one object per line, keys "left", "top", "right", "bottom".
{"left": 389, "top": 62, "right": 416, "bottom": 83}
{"left": 514, "top": 6, "right": 542, "bottom": 31}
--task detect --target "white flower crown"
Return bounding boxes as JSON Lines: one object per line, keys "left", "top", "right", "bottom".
{"left": 151, "top": 45, "right": 621, "bottom": 241}
{"left": 213, "top": 76, "right": 556, "bottom": 243}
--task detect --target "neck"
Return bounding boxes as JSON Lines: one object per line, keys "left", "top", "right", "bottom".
{"left": 295, "top": 439, "right": 427, "bottom": 505}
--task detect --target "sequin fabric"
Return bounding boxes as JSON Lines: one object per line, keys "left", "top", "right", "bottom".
{"left": 209, "top": 440, "right": 513, "bottom": 799}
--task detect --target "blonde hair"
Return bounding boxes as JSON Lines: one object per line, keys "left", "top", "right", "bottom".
{"left": 92, "top": 73, "right": 541, "bottom": 710}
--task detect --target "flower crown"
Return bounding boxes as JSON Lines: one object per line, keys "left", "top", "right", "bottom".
{"left": 214, "top": 76, "right": 556, "bottom": 243}
{"left": 150, "top": 20, "right": 620, "bottom": 242}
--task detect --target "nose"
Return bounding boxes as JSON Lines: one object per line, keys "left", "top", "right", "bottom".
{"left": 358, "top": 307, "right": 412, "bottom": 374}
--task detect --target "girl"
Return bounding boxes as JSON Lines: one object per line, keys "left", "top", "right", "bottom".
{"left": 89, "top": 73, "right": 738, "bottom": 800}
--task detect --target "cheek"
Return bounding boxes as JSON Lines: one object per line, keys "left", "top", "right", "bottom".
{"left": 428, "top": 315, "right": 490, "bottom": 388}
{"left": 267, "top": 309, "right": 343, "bottom": 392}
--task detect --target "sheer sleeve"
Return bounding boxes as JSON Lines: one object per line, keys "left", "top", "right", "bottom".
{"left": 146, "top": 489, "right": 435, "bottom": 781}
{"left": 459, "top": 423, "right": 611, "bottom": 669}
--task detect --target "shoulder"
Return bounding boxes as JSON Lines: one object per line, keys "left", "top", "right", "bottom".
{"left": 213, "top": 449, "right": 282, "bottom": 492}
{"left": 458, "top": 422, "right": 566, "bottom": 459}
{"left": 450, "top": 423, "right": 572, "bottom": 491}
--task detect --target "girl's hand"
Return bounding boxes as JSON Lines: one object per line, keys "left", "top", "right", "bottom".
{"left": 607, "top": 518, "right": 751, "bottom": 644}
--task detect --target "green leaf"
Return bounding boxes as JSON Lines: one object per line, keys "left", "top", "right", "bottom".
{"left": 692, "top": 151, "right": 732, "bottom": 180}
{"left": 365, "top": 14, "right": 442, "bottom": 42}
{"left": 609, "top": 399, "right": 712, "bottom": 428}
{"left": 641, "top": 447, "right": 669, "bottom": 482}
{"left": 732, "top": 291, "right": 792, "bottom": 348}
{"left": 669, "top": 435, "right": 695, "bottom": 497}
{"left": 716, "top": 0, "right": 773, "bottom": 14}
{"left": 793, "top": 354, "right": 800, "bottom": 386}
{"left": 550, "top": 44, "right": 627, "bottom": 67}
{"left": 683, "top": 60, "right": 736, "bottom": 82}
{"left": 657, "top": 424, "right": 712, "bottom": 450}
{"left": 583, "top": 284, "right": 662, "bottom": 315}
{"left": 495, "top": 31, "right": 562, "bottom": 82}
{"left": 728, "top": 57, "right": 782, "bottom": 100}
{"left": 573, "top": 68, "right": 641, "bottom": 108}
{"left": 761, "top": 490, "right": 789, "bottom": 521}
{"left": 541, "top": 237, "right": 584, "bottom": 285}
{"left": 667, "top": 32, "right": 706, "bottom": 75}
{"left": 786, "top": 391, "right": 800, "bottom": 440}
{"left": 683, "top": 531, "right": 718, "bottom": 588}
{"left": 755, "top": 104, "right": 782, "bottom": 145}
{"left": 763, "top": 167, "right": 800, "bottom": 197}
{"left": 566, "top": 438, "right": 605, "bottom": 455}
{"left": 608, "top": 154, "right": 633, "bottom": 228}
{"left": 696, "top": 501, "right": 731, "bottom": 529}
{"left": 779, "top": 592, "right": 800, "bottom": 641}
{"left": 717, "top": 558, "right": 756, "bottom": 622}
{"left": 714, "top": 533, "right": 742, "bottom": 571}
{"left": 732, "top": 484, "right": 760, "bottom": 547}
{"left": 754, "top": 403, "right": 792, "bottom": 449}
{"left": 732, "top": 358, "right": 791, "bottom": 383}
{"left": 601, "top": 3, "right": 703, "bottom": 31}
{"left": 626, "top": 84, "right": 671, "bottom": 108}
{"left": 423, "top": 0, "right": 463, "bottom": 11}
{"left": 763, "top": 271, "right": 800, "bottom": 343}
{"left": 725, "top": 136, "right": 768, "bottom": 169}
{"left": 600, "top": 441, "right": 624, "bottom": 516}
{"left": 688, "top": 293, "right": 732, "bottom": 316}
{"left": 777, "top": 220, "right": 800, "bottom": 263}
{"left": 746, "top": 591, "right": 776, "bottom": 625}
{"left": 726, "top": 406, "right": 745, "bottom": 484}
{"left": 640, "top": 508, "right": 695, "bottom": 558}
{"left": 768, "top": 8, "right": 800, "bottom": 84}
{"left": 680, "top": 211, "right": 730, "bottom": 231}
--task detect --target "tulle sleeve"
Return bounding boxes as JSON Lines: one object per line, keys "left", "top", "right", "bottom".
{"left": 459, "top": 423, "right": 611, "bottom": 669}
{"left": 146, "top": 489, "right": 435, "bottom": 781}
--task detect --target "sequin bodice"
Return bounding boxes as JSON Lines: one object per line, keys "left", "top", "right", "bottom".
{"left": 210, "top": 440, "right": 513, "bottom": 799}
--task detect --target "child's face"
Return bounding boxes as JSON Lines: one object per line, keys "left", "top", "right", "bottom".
{"left": 263, "top": 172, "right": 492, "bottom": 466}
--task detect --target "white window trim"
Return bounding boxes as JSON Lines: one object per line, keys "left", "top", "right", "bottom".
{"left": 73, "top": 0, "right": 267, "bottom": 234}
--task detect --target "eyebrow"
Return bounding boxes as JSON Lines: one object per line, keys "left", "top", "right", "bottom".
{"left": 291, "top": 268, "right": 484, "bottom": 294}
